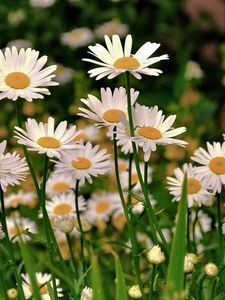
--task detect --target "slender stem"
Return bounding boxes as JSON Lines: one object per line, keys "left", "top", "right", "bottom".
{"left": 74, "top": 180, "right": 87, "bottom": 281}
{"left": 216, "top": 192, "right": 224, "bottom": 263}
{"left": 113, "top": 128, "right": 146, "bottom": 299}
{"left": 127, "top": 153, "right": 133, "bottom": 207}
{"left": 210, "top": 278, "right": 217, "bottom": 300}
{"left": 187, "top": 207, "right": 191, "bottom": 253}
{"left": 198, "top": 274, "right": 206, "bottom": 300}
{"left": 144, "top": 162, "right": 148, "bottom": 187}
{"left": 192, "top": 209, "right": 199, "bottom": 253}
{"left": 149, "top": 265, "right": 156, "bottom": 300}
{"left": 41, "top": 156, "right": 58, "bottom": 300}
{"left": 125, "top": 72, "right": 169, "bottom": 256}
{"left": 66, "top": 233, "right": 78, "bottom": 279}
{"left": 0, "top": 187, "right": 26, "bottom": 300}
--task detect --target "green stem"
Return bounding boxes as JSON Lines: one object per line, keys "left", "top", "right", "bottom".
{"left": 127, "top": 152, "right": 133, "bottom": 207}
{"left": 149, "top": 265, "right": 156, "bottom": 300}
{"left": 192, "top": 209, "right": 200, "bottom": 253}
{"left": 210, "top": 278, "right": 217, "bottom": 300}
{"left": 187, "top": 207, "right": 191, "bottom": 252}
{"left": 144, "top": 162, "right": 148, "bottom": 187}
{"left": 216, "top": 192, "right": 224, "bottom": 263}
{"left": 125, "top": 72, "right": 169, "bottom": 256}
{"left": 113, "top": 128, "right": 146, "bottom": 300}
{"left": 198, "top": 274, "right": 206, "bottom": 300}
{"left": 0, "top": 187, "right": 26, "bottom": 300}
{"left": 66, "top": 233, "right": 78, "bottom": 279}
{"left": 40, "top": 156, "right": 58, "bottom": 300}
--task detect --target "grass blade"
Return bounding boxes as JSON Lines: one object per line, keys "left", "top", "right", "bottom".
{"left": 114, "top": 254, "right": 128, "bottom": 300}
{"left": 91, "top": 256, "right": 105, "bottom": 300}
{"left": 165, "top": 174, "right": 187, "bottom": 297}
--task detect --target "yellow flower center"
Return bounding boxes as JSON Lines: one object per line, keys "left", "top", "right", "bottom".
{"left": 37, "top": 137, "right": 61, "bottom": 148}
{"left": 71, "top": 157, "right": 92, "bottom": 169}
{"left": 103, "top": 109, "right": 126, "bottom": 123}
{"left": 131, "top": 173, "right": 139, "bottom": 185}
{"left": 113, "top": 57, "right": 140, "bottom": 70}
{"left": 9, "top": 197, "right": 23, "bottom": 206}
{"left": 9, "top": 226, "right": 23, "bottom": 237}
{"left": 187, "top": 178, "right": 201, "bottom": 194}
{"left": 208, "top": 157, "right": 225, "bottom": 175}
{"left": 138, "top": 126, "right": 162, "bottom": 140}
{"left": 5, "top": 72, "right": 30, "bottom": 89}
{"left": 29, "top": 284, "right": 48, "bottom": 295}
{"left": 95, "top": 200, "right": 109, "bottom": 213}
{"left": 53, "top": 203, "right": 72, "bottom": 215}
{"left": 52, "top": 182, "right": 70, "bottom": 192}
{"left": 73, "top": 133, "right": 88, "bottom": 142}
{"left": 118, "top": 162, "right": 127, "bottom": 172}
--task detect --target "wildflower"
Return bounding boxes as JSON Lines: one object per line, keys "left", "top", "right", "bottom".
{"left": 53, "top": 215, "right": 75, "bottom": 234}
{"left": 45, "top": 192, "right": 86, "bottom": 218}
{"left": 85, "top": 192, "right": 120, "bottom": 223}
{"left": 132, "top": 202, "right": 145, "bottom": 214}
{"left": 78, "top": 87, "right": 139, "bottom": 128}
{"left": 0, "top": 140, "right": 28, "bottom": 192}
{"left": 133, "top": 105, "right": 187, "bottom": 161}
{"left": 52, "top": 142, "right": 111, "bottom": 185}
{"left": 22, "top": 273, "right": 63, "bottom": 299}
{"left": 147, "top": 245, "right": 165, "bottom": 265}
{"left": 73, "top": 124, "right": 100, "bottom": 143}
{"left": 83, "top": 34, "right": 169, "bottom": 80}
{"left": 54, "top": 63, "right": 74, "bottom": 85}
{"left": 191, "top": 142, "right": 225, "bottom": 193}
{"left": 74, "top": 218, "right": 92, "bottom": 232}
{"left": 185, "top": 60, "right": 204, "bottom": 80}
{"left": 80, "top": 286, "right": 93, "bottom": 300}
{"left": 5, "top": 191, "right": 36, "bottom": 209}
{"left": 95, "top": 19, "right": 128, "bottom": 38}
{"left": 186, "top": 253, "right": 199, "bottom": 264}
{"left": 0, "top": 47, "right": 58, "bottom": 101}
{"left": 46, "top": 173, "right": 74, "bottom": 195}
{"left": 7, "top": 288, "right": 18, "bottom": 299}
{"left": 30, "top": 0, "right": 56, "bottom": 7}
{"left": 167, "top": 163, "right": 214, "bottom": 207}
{"left": 14, "top": 117, "right": 81, "bottom": 158}
{"left": 128, "top": 285, "right": 142, "bottom": 299}
{"left": 60, "top": 28, "right": 93, "bottom": 49}
{"left": 204, "top": 263, "right": 219, "bottom": 276}
{"left": 184, "top": 255, "right": 194, "bottom": 274}
{"left": 7, "top": 39, "right": 32, "bottom": 50}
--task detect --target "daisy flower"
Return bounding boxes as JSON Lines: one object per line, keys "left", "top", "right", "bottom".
{"left": 73, "top": 124, "right": 100, "bottom": 143}
{"left": 30, "top": 0, "right": 56, "bottom": 8}
{"left": 54, "top": 63, "right": 74, "bottom": 85}
{"left": 60, "top": 27, "right": 94, "bottom": 49}
{"left": 14, "top": 117, "right": 82, "bottom": 158}
{"left": 191, "top": 142, "right": 225, "bottom": 193}
{"left": 45, "top": 192, "right": 86, "bottom": 218}
{"left": 46, "top": 173, "right": 74, "bottom": 195}
{"left": 85, "top": 192, "right": 120, "bottom": 223}
{"left": 5, "top": 191, "right": 37, "bottom": 209}
{"left": 0, "top": 46, "right": 58, "bottom": 102}
{"left": 22, "top": 272, "right": 63, "bottom": 299}
{"left": 83, "top": 34, "right": 169, "bottom": 80}
{"left": 167, "top": 163, "right": 214, "bottom": 207}
{"left": 133, "top": 104, "right": 187, "bottom": 161}
{"left": 0, "top": 140, "right": 28, "bottom": 192}
{"left": 5, "top": 216, "right": 37, "bottom": 243}
{"left": 78, "top": 87, "right": 139, "bottom": 128}
{"left": 52, "top": 142, "right": 111, "bottom": 185}
{"left": 95, "top": 20, "right": 128, "bottom": 38}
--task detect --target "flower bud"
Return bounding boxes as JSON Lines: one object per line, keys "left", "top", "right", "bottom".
{"left": 74, "top": 218, "right": 92, "bottom": 232}
{"left": 80, "top": 286, "right": 93, "bottom": 300}
{"left": 132, "top": 202, "right": 144, "bottom": 215}
{"left": 204, "top": 263, "right": 219, "bottom": 276}
{"left": 53, "top": 216, "right": 74, "bottom": 234}
{"left": 7, "top": 288, "right": 18, "bottom": 299}
{"left": 186, "top": 253, "right": 198, "bottom": 265}
{"left": 128, "top": 285, "right": 142, "bottom": 299}
{"left": 147, "top": 245, "right": 165, "bottom": 265}
{"left": 184, "top": 256, "right": 194, "bottom": 274}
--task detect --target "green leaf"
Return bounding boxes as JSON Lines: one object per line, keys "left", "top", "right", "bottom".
{"left": 165, "top": 174, "right": 187, "bottom": 297}
{"left": 91, "top": 256, "right": 105, "bottom": 300}
{"left": 114, "top": 255, "right": 128, "bottom": 300}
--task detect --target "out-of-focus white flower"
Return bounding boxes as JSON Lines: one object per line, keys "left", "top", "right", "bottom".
{"left": 204, "top": 263, "right": 219, "bottom": 276}
{"left": 184, "top": 255, "right": 194, "bottom": 274}
{"left": 95, "top": 20, "right": 128, "bottom": 38}
{"left": 5, "top": 191, "right": 36, "bottom": 209}
{"left": 54, "top": 64, "right": 74, "bottom": 85}
{"left": 7, "top": 39, "right": 32, "bottom": 50}
{"left": 185, "top": 60, "right": 204, "bottom": 81}
{"left": 7, "top": 9, "right": 26, "bottom": 26}
{"left": 30, "top": 0, "right": 56, "bottom": 8}
{"left": 128, "top": 285, "right": 142, "bottom": 299}
{"left": 147, "top": 245, "right": 165, "bottom": 265}
{"left": 61, "top": 28, "right": 93, "bottom": 49}
{"left": 80, "top": 286, "right": 93, "bottom": 300}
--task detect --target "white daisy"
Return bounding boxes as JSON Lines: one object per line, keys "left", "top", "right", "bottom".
{"left": 60, "top": 27, "right": 94, "bottom": 49}
{"left": 22, "top": 272, "right": 63, "bottom": 299}
{"left": 0, "top": 140, "right": 28, "bottom": 192}
{"left": 0, "top": 46, "right": 58, "bottom": 102}
{"left": 191, "top": 142, "right": 225, "bottom": 193}
{"left": 30, "top": 0, "right": 56, "bottom": 8}
{"left": 133, "top": 104, "right": 187, "bottom": 161}
{"left": 191, "top": 210, "right": 212, "bottom": 241}
{"left": 78, "top": 87, "right": 139, "bottom": 128}
{"left": 4, "top": 191, "right": 37, "bottom": 209}
{"left": 52, "top": 142, "right": 111, "bottom": 185}
{"left": 14, "top": 117, "right": 82, "bottom": 158}
{"left": 73, "top": 124, "right": 100, "bottom": 143}
{"left": 80, "top": 286, "right": 93, "bottom": 300}
{"left": 54, "top": 63, "right": 74, "bottom": 85}
{"left": 95, "top": 20, "right": 128, "bottom": 38}
{"left": 85, "top": 192, "right": 120, "bottom": 223}
{"left": 6, "top": 216, "right": 37, "bottom": 243}
{"left": 45, "top": 192, "right": 86, "bottom": 218}
{"left": 83, "top": 34, "right": 169, "bottom": 80}
{"left": 7, "top": 39, "right": 32, "bottom": 50}
{"left": 167, "top": 163, "right": 214, "bottom": 207}
{"left": 46, "top": 173, "right": 74, "bottom": 195}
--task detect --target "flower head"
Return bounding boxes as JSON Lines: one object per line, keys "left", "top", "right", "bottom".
{"left": 128, "top": 285, "right": 142, "bottom": 299}
{"left": 83, "top": 34, "right": 169, "bottom": 80}
{"left": 147, "top": 245, "right": 165, "bottom": 265}
{"left": 80, "top": 286, "right": 93, "bottom": 300}
{"left": 14, "top": 117, "right": 81, "bottom": 158}
{"left": 61, "top": 28, "right": 93, "bottom": 49}
{"left": 191, "top": 142, "right": 225, "bottom": 193}
{"left": 204, "top": 263, "right": 219, "bottom": 276}
{"left": 52, "top": 142, "right": 111, "bottom": 185}
{"left": 0, "top": 46, "right": 58, "bottom": 101}
{"left": 0, "top": 140, "right": 28, "bottom": 192}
